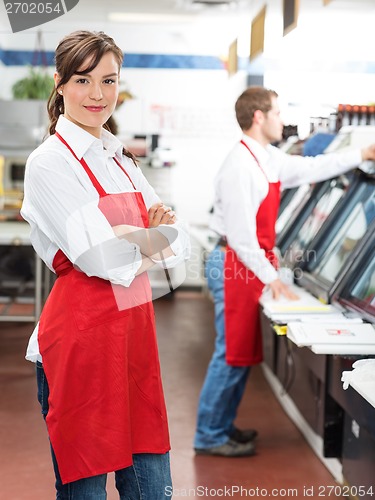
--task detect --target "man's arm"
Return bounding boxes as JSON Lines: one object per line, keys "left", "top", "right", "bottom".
{"left": 275, "top": 143, "right": 375, "bottom": 189}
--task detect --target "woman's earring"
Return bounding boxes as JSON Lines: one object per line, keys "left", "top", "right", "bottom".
{"left": 58, "top": 89, "right": 63, "bottom": 95}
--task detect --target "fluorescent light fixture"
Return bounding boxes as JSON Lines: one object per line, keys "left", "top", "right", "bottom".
{"left": 108, "top": 12, "right": 197, "bottom": 23}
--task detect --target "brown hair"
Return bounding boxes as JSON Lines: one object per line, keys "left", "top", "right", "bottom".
{"left": 235, "top": 86, "right": 278, "bottom": 131}
{"left": 47, "top": 30, "right": 137, "bottom": 164}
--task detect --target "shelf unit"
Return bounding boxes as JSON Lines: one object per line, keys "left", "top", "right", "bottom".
{"left": 0, "top": 221, "right": 51, "bottom": 323}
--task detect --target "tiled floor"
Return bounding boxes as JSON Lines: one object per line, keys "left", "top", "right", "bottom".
{"left": 0, "top": 291, "right": 344, "bottom": 499}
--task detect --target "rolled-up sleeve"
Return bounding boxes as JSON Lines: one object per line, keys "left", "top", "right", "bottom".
{"left": 150, "top": 220, "right": 191, "bottom": 268}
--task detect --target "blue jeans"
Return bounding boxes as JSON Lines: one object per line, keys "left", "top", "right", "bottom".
{"left": 194, "top": 246, "right": 250, "bottom": 449}
{"left": 36, "top": 362, "right": 172, "bottom": 499}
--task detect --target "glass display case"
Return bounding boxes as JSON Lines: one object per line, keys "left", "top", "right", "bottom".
{"left": 299, "top": 174, "right": 375, "bottom": 302}
{"left": 277, "top": 181, "right": 325, "bottom": 256}
{"left": 350, "top": 257, "right": 375, "bottom": 317}
{"left": 276, "top": 184, "right": 311, "bottom": 236}
{"left": 331, "top": 224, "right": 375, "bottom": 323}
{"left": 327, "top": 224, "right": 375, "bottom": 497}
{"left": 276, "top": 124, "right": 375, "bottom": 257}
{"left": 277, "top": 173, "right": 354, "bottom": 264}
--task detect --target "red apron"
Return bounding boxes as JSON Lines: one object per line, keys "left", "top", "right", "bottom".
{"left": 38, "top": 133, "right": 170, "bottom": 484}
{"left": 224, "top": 140, "right": 280, "bottom": 366}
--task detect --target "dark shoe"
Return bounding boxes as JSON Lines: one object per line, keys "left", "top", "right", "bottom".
{"left": 195, "top": 439, "right": 255, "bottom": 457}
{"left": 230, "top": 427, "right": 258, "bottom": 443}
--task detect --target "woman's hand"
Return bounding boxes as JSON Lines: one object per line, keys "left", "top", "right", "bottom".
{"left": 148, "top": 202, "right": 176, "bottom": 227}
{"left": 112, "top": 203, "right": 177, "bottom": 260}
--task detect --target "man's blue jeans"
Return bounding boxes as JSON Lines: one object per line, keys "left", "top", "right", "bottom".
{"left": 36, "top": 361, "right": 172, "bottom": 499}
{"left": 194, "top": 246, "right": 250, "bottom": 449}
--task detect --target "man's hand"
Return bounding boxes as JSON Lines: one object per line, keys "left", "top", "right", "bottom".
{"left": 148, "top": 202, "right": 176, "bottom": 227}
{"left": 361, "top": 144, "right": 375, "bottom": 161}
{"left": 268, "top": 279, "right": 299, "bottom": 301}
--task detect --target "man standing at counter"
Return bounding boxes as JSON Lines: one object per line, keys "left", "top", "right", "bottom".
{"left": 194, "top": 86, "right": 375, "bottom": 457}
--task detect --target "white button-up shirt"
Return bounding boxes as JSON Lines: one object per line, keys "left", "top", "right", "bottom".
{"left": 210, "top": 134, "right": 362, "bottom": 285}
{"left": 22, "top": 116, "right": 190, "bottom": 282}
{"left": 22, "top": 116, "right": 190, "bottom": 362}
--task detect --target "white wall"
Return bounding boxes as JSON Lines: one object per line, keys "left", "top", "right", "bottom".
{"left": 115, "top": 69, "right": 245, "bottom": 224}
{"left": 260, "top": 3, "right": 375, "bottom": 137}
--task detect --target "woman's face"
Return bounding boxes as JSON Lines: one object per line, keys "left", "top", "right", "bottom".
{"left": 55, "top": 51, "right": 120, "bottom": 138}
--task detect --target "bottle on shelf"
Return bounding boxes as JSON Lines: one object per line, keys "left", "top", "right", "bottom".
{"left": 351, "top": 105, "right": 360, "bottom": 126}
{"left": 368, "top": 105, "right": 375, "bottom": 126}
{"left": 336, "top": 103, "right": 344, "bottom": 131}
{"left": 342, "top": 104, "right": 352, "bottom": 127}
{"left": 360, "top": 105, "right": 368, "bottom": 126}
{"left": 328, "top": 112, "right": 337, "bottom": 133}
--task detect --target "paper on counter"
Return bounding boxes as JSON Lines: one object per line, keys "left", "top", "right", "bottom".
{"left": 287, "top": 322, "right": 375, "bottom": 347}
{"left": 262, "top": 309, "right": 363, "bottom": 325}
{"left": 311, "top": 343, "right": 375, "bottom": 355}
{"left": 260, "top": 284, "right": 334, "bottom": 315}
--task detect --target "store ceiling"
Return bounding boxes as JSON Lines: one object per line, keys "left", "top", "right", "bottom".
{"left": 73, "top": 0, "right": 375, "bottom": 22}
{"left": 90, "top": 0, "right": 374, "bottom": 11}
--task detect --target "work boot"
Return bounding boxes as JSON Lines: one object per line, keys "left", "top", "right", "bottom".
{"left": 195, "top": 439, "right": 255, "bottom": 457}
{"left": 230, "top": 427, "right": 258, "bottom": 443}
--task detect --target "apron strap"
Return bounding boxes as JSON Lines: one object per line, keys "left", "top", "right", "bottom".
{"left": 113, "top": 157, "right": 137, "bottom": 191}
{"left": 240, "top": 139, "right": 268, "bottom": 182}
{"left": 55, "top": 132, "right": 107, "bottom": 197}
{"left": 55, "top": 132, "right": 137, "bottom": 195}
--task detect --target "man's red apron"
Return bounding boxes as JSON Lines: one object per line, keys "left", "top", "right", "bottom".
{"left": 224, "top": 140, "right": 280, "bottom": 366}
{"left": 38, "top": 133, "right": 170, "bottom": 484}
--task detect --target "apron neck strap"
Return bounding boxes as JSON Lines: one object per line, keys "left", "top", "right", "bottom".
{"left": 112, "top": 157, "right": 137, "bottom": 191}
{"left": 55, "top": 132, "right": 138, "bottom": 195}
{"left": 240, "top": 139, "right": 268, "bottom": 181}
{"left": 55, "top": 131, "right": 107, "bottom": 197}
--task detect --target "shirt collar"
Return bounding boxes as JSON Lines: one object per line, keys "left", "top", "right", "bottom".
{"left": 100, "top": 126, "right": 124, "bottom": 159}
{"left": 55, "top": 115, "right": 124, "bottom": 160}
{"left": 241, "top": 134, "right": 270, "bottom": 165}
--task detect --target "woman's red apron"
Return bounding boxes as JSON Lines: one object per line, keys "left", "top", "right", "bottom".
{"left": 224, "top": 140, "right": 281, "bottom": 366}
{"left": 38, "top": 133, "right": 170, "bottom": 484}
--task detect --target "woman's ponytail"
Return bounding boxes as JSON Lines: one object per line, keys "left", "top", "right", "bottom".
{"left": 47, "top": 88, "right": 64, "bottom": 136}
